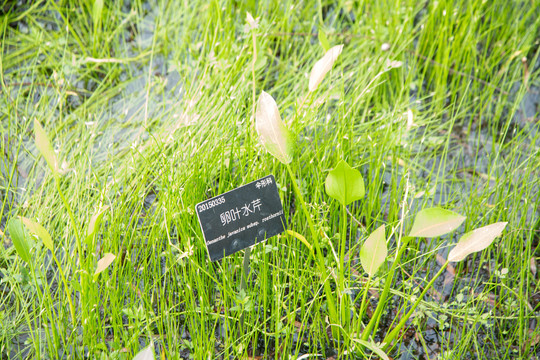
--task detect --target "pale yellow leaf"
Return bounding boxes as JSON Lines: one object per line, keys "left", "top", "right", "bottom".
{"left": 409, "top": 207, "right": 466, "bottom": 238}
{"left": 87, "top": 205, "right": 110, "bottom": 238}
{"left": 448, "top": 222, "right": 508, "bottom": 262}
{"left": 34, "top": 119, "right": 58, "bottom": 174}
{"left": 360, "top": 225, "right": 387, "bottom": 276}
{"left": 20, "top": 217, "right": 54, "bottom": 252}
{"left": 246, "top": 12, "right": 258, "bottom": 30}
{"left": 133, "top": 345, "right": 154, "bottom": 360}
{"left": 94, "top": 253, "right": 116, "bottom": 277}
{"left": 255, "top": 91, "right": 293, "bottom": 164}
{"left": 308, "top": 44, "right": 343, "bottom": 92}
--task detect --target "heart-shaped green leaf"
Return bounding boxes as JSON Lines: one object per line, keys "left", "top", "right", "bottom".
{"left": 325, "top": 160, "right": 365, "bottom": 206}
{"left": 255, "top": 91, "right": 293, "bottom": 164}
{"left": 20, "top": 217, "right": 54, "bottom": 252}
{"left": 409, "top": 207, "right": 466, "bottom": 238}
{"left": 318, "top": 29, "right": 330, "bottom": 52}
{"left": 7, "top": 218, "right": 32, "bottom": 263}
{"left": 448, "top": 222, "right": 507, "bottom": 262}
{"left": 34, "top": 119, "right": 58, "bottom": 175}
{"left": 360, "top": 225, "right": 387, "bottom": 276}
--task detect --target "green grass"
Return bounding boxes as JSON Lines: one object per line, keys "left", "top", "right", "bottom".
{"left": 1, "top": 0, "right": 539, "bottom": 359}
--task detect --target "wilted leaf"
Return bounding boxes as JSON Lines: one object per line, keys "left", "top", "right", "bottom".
{"left": 360, "top": 225, "right": 387, "bottom": 276}
{"left": 34, "top": 119, "right": 58, "bottom": 174}
{"left": 325, "top": 160, "right": 365, "bottom": 206}
{"left": 255, "top": 91, "right": 293, "bottom": 164}
{"left": 7, "top": 218, "right": 31, "bottom": 263}
{"left": 286, "top": 229, "right": 313, "bottom": 252}
{"left": 20, "top": 217, "right": 54, "bottom": 252}
{"left": 409, "top": 207, "right": 466, "bottom": 238}
{"left": 309, "top": 44, "right": 343, "bottom": 92}
{"left": 448, "top": 222, "right": 507, "bottom": 262}
{"left": 94, "top": 253, "right": 116, "bottom": 277}
{"left": 87, "top": 205, "right": 110, "bottom": 240}
{"left": 133, "top": 345, "right": 154, "bottom": 360}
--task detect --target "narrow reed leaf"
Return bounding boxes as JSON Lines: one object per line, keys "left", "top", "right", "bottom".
{"left": 325, "top": 160, "right": 365, "bottom": 206}
{"left": 94, "top": 253, "right": 116, "bottom": 277}
{"left": 448, "top": 222, "right": 508, "bottom": 262}
{"left": 255, "top": 91, "right": 293, "bottom": 164}
{"left": 360, "top": 225, "right": 387, "bottom": 276}
{"left": 309, "top": 44, "right": 343, "bottom": 92}
{"left": 20, "top": 217, "right": 54, "bottom": 252}
{"left": 92, "top": 0, "right": 104, "bottom": 30}
{"left": 409, "top": 207, "right": 466, "bottom": 238}
{"left": 34, "top": 119, "right": 58, "bottom": 174}
{"left": 286, "top": 229, "right": 313, "bottom": 252}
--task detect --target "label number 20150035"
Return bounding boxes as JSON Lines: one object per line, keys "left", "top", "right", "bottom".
{"left": 198, "top": 196, "right": 225, "bottom": 212}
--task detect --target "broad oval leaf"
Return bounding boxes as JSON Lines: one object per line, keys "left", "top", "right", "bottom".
{"left": 409, "top": 207, "right": 466, "bottom": 238}
{"left": 87, "top": 205, "right": 110, "bottom": 239}
{"left": 448, "top": 222, "right": 507, "bottom": 262}
{"left": 255, "top": 91, "right": 293, "bottom": 164}
{"left": 325, "top": 160, "right": 365, "bottom": 206}
{"left": 133, "top": 345, "right": 155, "bottom": 360}
{"left": 94, "top": 253, "right": 116, "bottom": 277}
{"left": 308, "top": 44, "right": 343, "bottom": 92}
{"left": 34, "top": 119, "right": 58, "bottom": 174}
{"left": 20, "top": 217, "right": 54, "bottom": 252}
{"left": 7, "top": 218, "right": 31, "bottom": 263}
{"left": 360, "top": 225, "right": 387, "bottom": 276}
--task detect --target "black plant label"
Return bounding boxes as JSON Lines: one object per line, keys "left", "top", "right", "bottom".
{"left": 195, "top": 175, "right": 287, "bottom": 261}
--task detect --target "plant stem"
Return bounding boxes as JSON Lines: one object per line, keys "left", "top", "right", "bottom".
{"left": 285, "top": 163, "right": 339, "bottom": 334}
{"left": 54, "top": 176, "right": 85, "bottom": 315}
{"left": 382, "top": 261, "right": 448, "bottom": 348}
{"left": 51, "top": 252, "right": 77, "bottom": 324}
{"left": 360, "top": 237, "right": 410, "bottom": 341}
{"left": 339, "top": 203, "right": 349, "bottom": 328}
